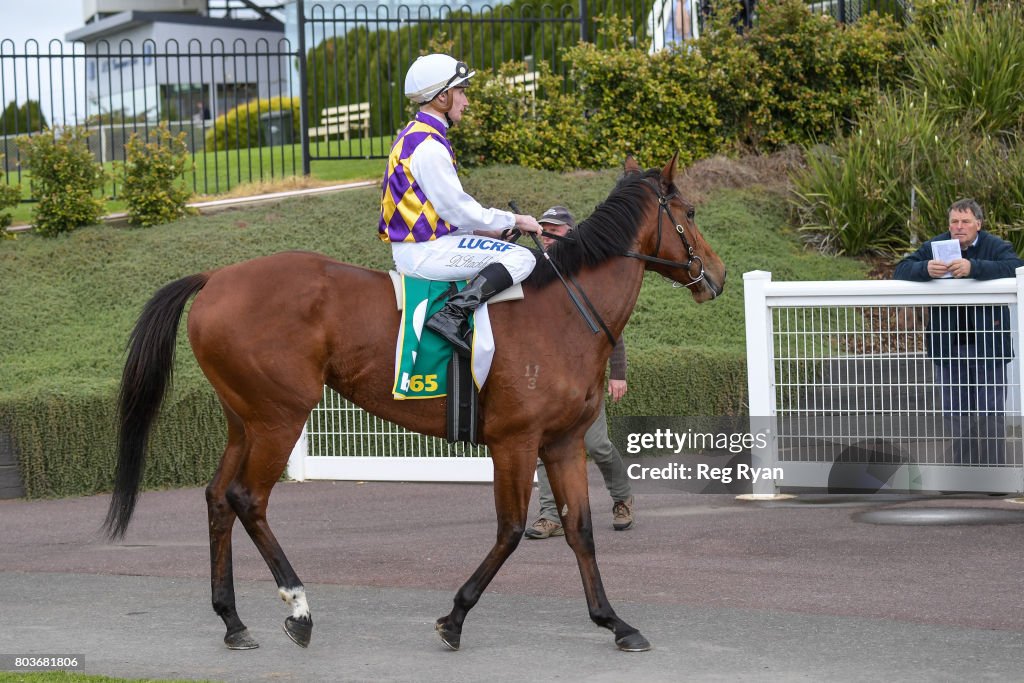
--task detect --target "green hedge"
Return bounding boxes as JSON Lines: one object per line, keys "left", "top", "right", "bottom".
{"left": 610, "top": 347, "right": 748, "bottom": 417}
{"left": 0, "top": 350, "right": 744, "bottom": 498}
{"left": 0, "top": 383, "right": 225, "bottom": 498}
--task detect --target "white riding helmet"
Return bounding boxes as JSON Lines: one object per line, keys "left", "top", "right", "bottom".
{"left": 404, "top": 54, "right": 475, "bottom": 104}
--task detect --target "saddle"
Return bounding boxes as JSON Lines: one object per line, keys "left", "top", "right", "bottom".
{"left": 388, "top": 271, "right": 524, "bottom": 308}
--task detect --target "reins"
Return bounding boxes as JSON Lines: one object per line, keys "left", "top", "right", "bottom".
{"left": 508, "top": 201, "right": 608, "bottom": 342}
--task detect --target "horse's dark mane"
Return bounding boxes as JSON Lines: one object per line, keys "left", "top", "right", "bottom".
{"left": 526, "top": 169, "right": 660, "bottom": 288}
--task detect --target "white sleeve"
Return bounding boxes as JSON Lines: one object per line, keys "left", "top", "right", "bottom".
{"left": 409, "top": 137, "right": 515, "bottom": 234}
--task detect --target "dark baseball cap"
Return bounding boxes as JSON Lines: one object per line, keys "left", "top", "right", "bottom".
{"left": 538, "top": 205, "right": 576, "bottom": 229}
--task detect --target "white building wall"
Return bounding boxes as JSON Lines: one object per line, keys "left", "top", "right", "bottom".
{"left": 85, "top": 22, "right": 288, "bottom": 121}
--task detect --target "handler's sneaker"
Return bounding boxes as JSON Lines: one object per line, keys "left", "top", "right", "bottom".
{"left": 612, "top": 496, "right": 635, "bottom": 531}
{"left": 524, "top": 517, "right": 564, "bottom": 539}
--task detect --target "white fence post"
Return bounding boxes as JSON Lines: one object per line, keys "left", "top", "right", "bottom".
{"left": 743, "top": 270, "right": 777, "bottom": 495}
{"left": 1015, "top": 266, "right": 1024, "bottom": 419}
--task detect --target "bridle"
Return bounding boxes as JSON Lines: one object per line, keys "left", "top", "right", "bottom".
{"left": 512, "top": 176, "right": 713, "bottom": 347}
{"left": 623, "top": 178, "right": 706, "bottom": 291}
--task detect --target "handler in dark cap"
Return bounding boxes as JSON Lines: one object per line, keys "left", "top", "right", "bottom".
{"left": 525, "top": 206, "right": 635, "bottom": 538}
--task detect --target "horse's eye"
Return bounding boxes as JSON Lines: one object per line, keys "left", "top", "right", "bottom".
{"left": 686, "top": 208, "right": 695, "bottom": 220}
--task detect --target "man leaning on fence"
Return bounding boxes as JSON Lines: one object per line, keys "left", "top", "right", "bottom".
{"left": 893, "top": 199, "right": 1024, "bottom": 464}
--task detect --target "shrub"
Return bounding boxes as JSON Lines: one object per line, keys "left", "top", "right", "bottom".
{"left": 793, "top": 92, "right": 955, "bottom": 255}
{"left": 457, "top": 2, "right": 903, "bottom": 170}
{"left": 204, "top": 96, "right": 301, "bottom": 152}
{"left": 17, "top": 128, "right": 106, "bottom": 237}
{"left": 699, "top": 0, "right": 904, "bottom": 151}
{"left": 565, "top": 17, "right": 723, "bottom": 168}
{"left": 457, "top": 18, "right": 723, "bottom": 171}
{"left": 122, "top": 123, "right": 195, "bottom": 227}
{"left": 451, "top": 61, "right": 591, "bottom": 171}
{"left": 0, "top": 158, "right": 19, "bottom": 234}
{"left": 0, "top": 384, "right": 226, "bottom": 498}
{"left": 906, "top": 2, "right": 1024, "bottom": 136}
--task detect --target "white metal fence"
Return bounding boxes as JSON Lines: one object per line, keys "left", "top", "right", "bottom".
{"left": 744, "top": 269, "right": 1024, "bottom": 495}
{"left": 287, "top": 387, "right": 492, "bottom": 482}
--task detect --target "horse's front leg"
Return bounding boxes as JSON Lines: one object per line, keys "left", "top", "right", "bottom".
{"left": 435, "top": 442, "right": 536, "bottom": 651}
{"left": 544, "top": 442, "right": 651, "bottom": 652}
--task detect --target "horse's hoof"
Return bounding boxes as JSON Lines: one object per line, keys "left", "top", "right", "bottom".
{"left": 284, "top": 616, "right": 313, "bottom": 648}
{"left": 224, "top": 628, "right": 259, "bottom": 650}
{"left": 615, "top": 631, "right": 651, "bottom": 652}
{"left": 435, "top": 617, "right": 461, "bottom": 651}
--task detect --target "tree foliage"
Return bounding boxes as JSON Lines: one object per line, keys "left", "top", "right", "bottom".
{"left": 1, "top": 100, "right": 48, "bottom": 135}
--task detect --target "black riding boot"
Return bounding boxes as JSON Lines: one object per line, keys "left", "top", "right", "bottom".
{"left": 425, "top": 263, "right": 514, "bottom": 356}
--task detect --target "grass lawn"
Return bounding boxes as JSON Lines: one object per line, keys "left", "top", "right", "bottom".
{"left": 0, "top": 673, "right": 213, "bottom": 682}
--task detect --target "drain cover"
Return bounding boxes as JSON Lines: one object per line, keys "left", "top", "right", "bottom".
{"left": 756, "top": 494, "right": 921, "bottom": 509}
{"left": 854, "top": 507, "right": 1024, "bottom": 526}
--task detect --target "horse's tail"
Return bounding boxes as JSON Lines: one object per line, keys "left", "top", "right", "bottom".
{"left": 104, "top": 273, "right": 209, "bottom": 540}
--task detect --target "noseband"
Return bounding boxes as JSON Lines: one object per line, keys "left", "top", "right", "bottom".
{"left": 624, "top": 179, "right": 706, "bottom": 290}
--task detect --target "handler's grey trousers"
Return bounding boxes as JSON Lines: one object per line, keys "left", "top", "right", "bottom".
{"left": 535, "top": 398, "right": 633, "bottom": 522}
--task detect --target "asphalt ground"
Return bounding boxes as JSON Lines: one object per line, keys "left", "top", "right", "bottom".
{"left": 2, "top": 467, "right": 1024, "bottom": 682}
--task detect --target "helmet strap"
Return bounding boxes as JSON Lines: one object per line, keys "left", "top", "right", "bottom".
{"left": 433, "top": 89, "right": 453, "bottom": 114}
{"left": 429, "top": 90, "right": 456, "bottom": 127}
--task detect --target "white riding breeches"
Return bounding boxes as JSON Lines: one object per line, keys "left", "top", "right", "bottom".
{"left": 390, "top": 232, "right": 536, "bottom": 283}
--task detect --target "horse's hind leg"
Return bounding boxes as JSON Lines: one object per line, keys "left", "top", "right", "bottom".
{"left": 435, "top": 443, "right": 536, "bottom": 651}
{"left": 206, "top": 417, "right": 258, "bottom": 649}
{"left": 544, "top": 445, "right": 651, "bottom": 652}
{"left": 227, "top": 421, "right": 313, "bottom": 648}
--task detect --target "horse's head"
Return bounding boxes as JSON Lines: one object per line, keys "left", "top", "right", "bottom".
{"left": 624, "top": 154, "right": 726, "bottom": 303}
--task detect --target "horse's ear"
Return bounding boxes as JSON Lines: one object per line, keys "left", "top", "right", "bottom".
{"left": 660, "top": 152, "right": 680, "bottom": 186}
{"left": 623, "top": 155, "right": 641, "bottom": 174}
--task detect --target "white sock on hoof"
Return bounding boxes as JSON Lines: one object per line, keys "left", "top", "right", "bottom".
{"left": 278, "top": 586, "right": 311, "bottom": 621}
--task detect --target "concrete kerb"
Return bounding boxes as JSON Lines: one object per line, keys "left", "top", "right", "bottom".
{"left": 3, "top": 179, "right": 377, "bottom": 233}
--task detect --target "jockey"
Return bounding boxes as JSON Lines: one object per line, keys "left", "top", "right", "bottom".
{"left": 379, "top": 53, "right": 542, "bottom": 355}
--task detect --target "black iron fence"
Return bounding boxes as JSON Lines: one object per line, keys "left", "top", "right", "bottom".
{"left": 1, "top": 0, "right": 907, "bottom": 203}
{"left": 1, "top": 36, "right": 299, "bottom": 197}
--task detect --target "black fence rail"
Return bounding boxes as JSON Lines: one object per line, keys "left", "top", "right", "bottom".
{"left": 806, "top": 0, "right": 911, "bottom": 23}
{"left": 1, "top": 0, "right": 906, "bottom": 206}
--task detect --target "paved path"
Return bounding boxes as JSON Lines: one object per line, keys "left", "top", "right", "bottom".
{"left": 2, "top": 471, "right": 1023, "bottom": 681}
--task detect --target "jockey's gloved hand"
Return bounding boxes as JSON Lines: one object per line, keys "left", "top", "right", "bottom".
{"left": 513, "top": 214, "right": 543, "bottom": 235}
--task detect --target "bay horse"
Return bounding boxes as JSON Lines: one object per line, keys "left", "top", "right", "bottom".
{"left": 104, "top": 154, "right": 725, "bottom": 653}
